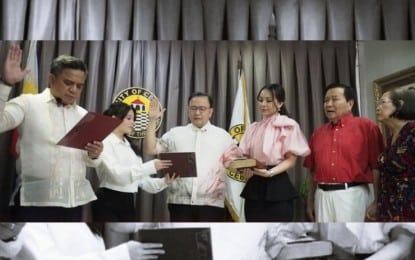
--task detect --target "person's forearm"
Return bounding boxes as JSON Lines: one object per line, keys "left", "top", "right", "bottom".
{"left": 367, "top": 228, "right": 414, "bottom": 260}
{"left": 269, "top": 154, "right": 297, "bottom": 176}
{"left": 0, "top": 238, "right": 23, "bottom": 258}
{"left": 144, "top": 119, "right": 158, "bottom": 155}
{"left": 0, "top": 84, "right": 18, "bottom": 133}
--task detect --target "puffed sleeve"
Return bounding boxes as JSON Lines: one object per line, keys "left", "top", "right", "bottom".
{"left": 274, "top": 116, "right": 310, "bottom": 157}
{"left": 220, "top": 144, "right": 243, "bottom": 167}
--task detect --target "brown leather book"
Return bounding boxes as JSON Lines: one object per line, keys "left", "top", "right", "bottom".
{"left": 229, "top": 158, "right": 257, "bottom": 169}
{"left": 278, "top": 240, "right": 333, "bottom": 259}
{"left": 158, "top": 152, "right": 197, "bottom": 177}
{"left": 138, "top": 228, "right": 212, "bottom": 260}
{"left": 229, "top": 158, "right": 267, "bottom": 169}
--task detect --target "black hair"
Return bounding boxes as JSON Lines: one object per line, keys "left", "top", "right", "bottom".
{"left": 388, "top": 86, "right": 415, "bottom": 120}
{"left": 103, "top": 102, "right": 138, "bottom": 151}
{"left": 187, "top": 92, "right": 213, "bottom": 107}
{"left": 257, "top": 83, "right": 289, "bottom": 115}
{"left": 103, "top": 102, "right": 136, "bottom": 121}
{"left": 50, "top": 55, "right": 88, "bottom": 76}
{"left": 324, "top": 82, "right": 356, "bottom": 102}
{"left": 86, "top": 223, "right": 104, "bottom": 237}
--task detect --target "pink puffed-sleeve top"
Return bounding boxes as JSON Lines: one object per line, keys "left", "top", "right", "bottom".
{"left": 239, "top": 114, "right": 310, "bottom": 166}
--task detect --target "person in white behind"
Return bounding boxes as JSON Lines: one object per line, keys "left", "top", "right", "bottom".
{"left": 0, "top": 222, "right": 164, "bottom": 260}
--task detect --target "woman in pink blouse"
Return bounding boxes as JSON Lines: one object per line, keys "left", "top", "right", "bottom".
{"left": 231, "top": 84, "right": 310, "bottom": 221}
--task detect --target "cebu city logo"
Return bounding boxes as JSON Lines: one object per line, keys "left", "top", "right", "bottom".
{"left": 227, "top": 123, "right": 248, "bottom": 183}
{"left": 113, "top": 87, "right": 163, "bottom": 139}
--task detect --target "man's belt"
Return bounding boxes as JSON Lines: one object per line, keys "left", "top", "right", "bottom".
{"left": 318, "top": 182, "right": 366, "bottom": 191}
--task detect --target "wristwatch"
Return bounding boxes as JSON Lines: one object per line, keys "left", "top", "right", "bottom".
{"left": 268, "top": 169, "right": 275, "bottom": 177}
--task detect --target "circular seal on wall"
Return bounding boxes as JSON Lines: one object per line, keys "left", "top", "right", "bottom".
{"left": 113, "top": 87, "right": 163, "bottom": 139}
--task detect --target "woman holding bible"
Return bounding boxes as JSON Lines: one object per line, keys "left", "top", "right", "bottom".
{"left": 92, "top": 102, "right": 177, "bottom": 221}
{"left": 229, "top": 84, "right": 310, "bottom": 221}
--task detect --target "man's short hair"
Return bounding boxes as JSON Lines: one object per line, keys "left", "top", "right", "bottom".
{"left": 187, "top": 92, "right": 213, "bottom": 108}
{"left": 324, "top": 82, "right": 356, "bottom": 102}
{"left": 50, "top": 55, "right": 88, "bottom": 76}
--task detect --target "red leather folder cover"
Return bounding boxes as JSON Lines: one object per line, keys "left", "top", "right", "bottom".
{"left": 138, "top": 228, "right": 212, "bottom": 260}
{"left": 57, "top": 112, "right": 121, "bottom": 150}
{"left": 158, "top": 152, "right": 197, "bottom": 177}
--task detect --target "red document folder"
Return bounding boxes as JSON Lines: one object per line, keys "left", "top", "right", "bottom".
{"left": 57, "top": 112, "right": 122, "bottom": 150}
{"left": 158, "top": 152, "right": 197, "bottom": 177}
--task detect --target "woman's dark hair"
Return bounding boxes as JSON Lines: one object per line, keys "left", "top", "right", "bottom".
{"left": 187, "top": 92, "right": 213, "bottom": 108}
{"left": 103, "top": 102, "right": 137, "bottom": 149}
{"left": 103, "top": 102, "right": 136, "bottom": 121}
{"left": 86, "top": 223, "right": 104, "bottom": 237}
{"left": 257, "top": 83, "right": 289, "bottom": 115}
{"left": 388, "top": 86, "right": 415, "bottom": 120}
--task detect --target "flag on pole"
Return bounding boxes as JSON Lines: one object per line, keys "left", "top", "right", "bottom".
{"left": 225, "top": 62, "right": 250, "bottom": 222}
{"left": 9, "top": 41, "right": 38, "bottom": 158}
{"left": 22, "top": 41, "right": 39, "bottom": 94}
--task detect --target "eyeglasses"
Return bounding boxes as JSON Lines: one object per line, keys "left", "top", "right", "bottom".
{"left": 376, "top": 100, "right": 392, "bottom": 107}
{"left": 189, "top": 106, "right": 210, "bottom": 113}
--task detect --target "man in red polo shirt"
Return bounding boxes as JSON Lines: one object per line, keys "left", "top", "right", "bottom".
{"left": 304, "top": 83, "right": 384, "bottom": 222}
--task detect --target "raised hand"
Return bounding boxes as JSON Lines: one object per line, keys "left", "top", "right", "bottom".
{"left": 2, "top": 44, "right": 31, "bottom": 85}
{"left": 148, "top": 98, "right": 165, "bottom": 121}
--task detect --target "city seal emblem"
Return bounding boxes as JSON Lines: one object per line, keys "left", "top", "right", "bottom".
{"left": 113, "top": 87, "right": 163, "bottom": 139}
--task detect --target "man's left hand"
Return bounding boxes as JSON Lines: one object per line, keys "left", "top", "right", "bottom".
{"left": 85, "top": 141, "right": 103, "bottom": 159}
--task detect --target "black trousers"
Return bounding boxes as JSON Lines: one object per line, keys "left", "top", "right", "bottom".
{"left": 168, "top": 203, "right": 225, "bottom": 222}
{"left": 10, "top": 190, "right": 82, "bottom": 221}
{"left": 244, "top": 199, "right": 294, "bottom": 222}
{"left": 92, "top": 188, "right": 135, "bottom": 221}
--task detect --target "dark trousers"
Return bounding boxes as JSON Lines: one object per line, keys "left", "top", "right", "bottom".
{"left": 92, "top": 188, "right": 135, "bottom": 221}
{"left": 244, "top": 199, "right": 294, "bottom": 222}
{"left": 168, "top": 204, "right": 225, "bottom": 222}
{"left": 10, "top": 191, "right": 82, "bottom": 221}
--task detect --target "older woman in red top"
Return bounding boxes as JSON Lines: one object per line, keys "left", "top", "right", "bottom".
{"left": 367, "top": 87, "right": 415, "bottom": 222}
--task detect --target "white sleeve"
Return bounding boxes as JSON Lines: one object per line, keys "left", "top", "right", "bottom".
{"left": 96, "top": 143, "right": 157, "bottom": 186}
{"left": 12, "top": 224, "right": 131, "bottom": 260}
{"left": 0, "top": 84, "right": 24, "bottom": 133}
{"left": 139, "top": 176, "right": 168, "bottom": 194}
{"left": 156, "top": 130, "right": 174, "bottom": 153}
{"left": 0, "top": 237, "right": 23, "bottom": 258}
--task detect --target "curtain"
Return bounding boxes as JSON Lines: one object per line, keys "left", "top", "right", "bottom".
{"left": 0, "top": 40, "right": 355, "bottom": 221}
{"left": 0, "top": 0, "right": 413, "bottom": 40}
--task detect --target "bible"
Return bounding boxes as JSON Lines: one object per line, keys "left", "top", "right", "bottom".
{"left": 228, "top": 157, "right": 266, "bottom": 169}
{"left": 228, "top": 158, "right": 256, "bottom": 169}
{"left": 138, "top": 228, "right": 213, "bottom": 260}
{"left": 158, "top": 152, "right": 197, "bottom": 177}
{"left": 278, "top": 240, "right": 333, "bottom": 259}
